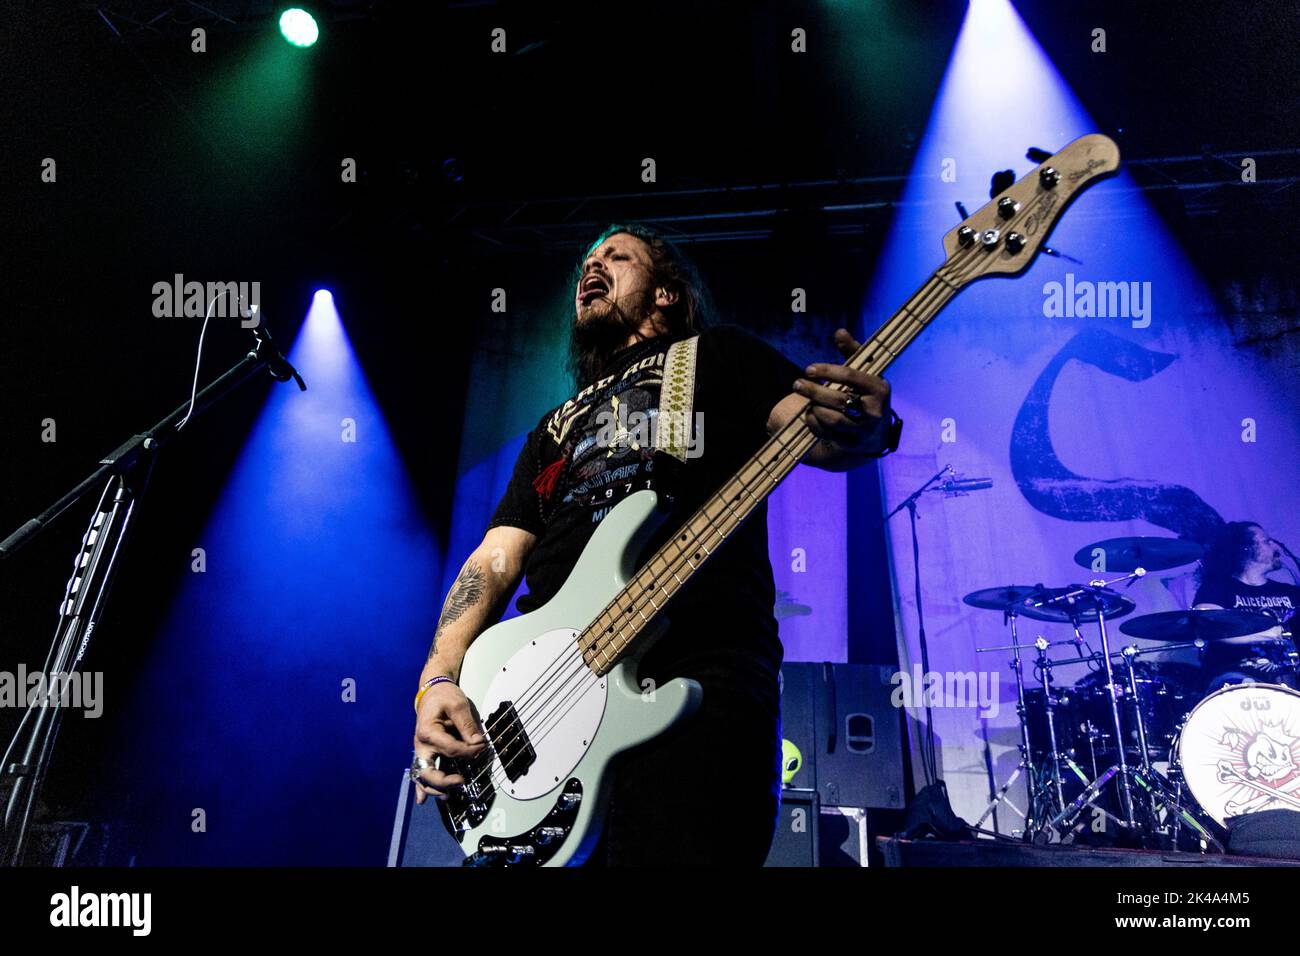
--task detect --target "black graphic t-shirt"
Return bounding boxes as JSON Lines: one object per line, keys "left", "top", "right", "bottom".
{"left": 489, "top": 324, "right": 804, "bottom": 716}
{"left": 1194, "top": 577, "right": 1300, "bottom": 627}
{"left": 1194, "top": 576, "right": 1300, "bottom": 686}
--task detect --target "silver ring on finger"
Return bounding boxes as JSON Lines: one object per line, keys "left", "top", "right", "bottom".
{"left": 409, "top": 755, "right": 433, "bottom": 782}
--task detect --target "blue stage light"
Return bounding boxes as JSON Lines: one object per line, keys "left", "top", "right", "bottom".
{"left": 120, "top": 291, "right": 442, "bottom": 864}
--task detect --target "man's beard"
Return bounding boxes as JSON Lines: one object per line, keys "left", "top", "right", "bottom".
{"left": 567, "top": 292, "right": 655, "bottom": 386}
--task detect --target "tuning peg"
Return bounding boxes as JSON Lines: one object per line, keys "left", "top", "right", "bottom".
{"left": 1026, "top": 147, "right": 1053, "bottom": 164}
{"left": 989, "top": 169, "right": 1015, "bottom": 199}
{"left": 954, "top": 200, "right": 970, "bottom": 221}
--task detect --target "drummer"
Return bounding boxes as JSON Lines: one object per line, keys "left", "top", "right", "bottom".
{"left": 1193, "top": 521, "right": 1300, "bottom": 691}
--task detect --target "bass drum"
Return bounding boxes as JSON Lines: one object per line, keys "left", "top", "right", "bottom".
{"left": 1176, "top": 682, "right": 1300, "bottom": 827}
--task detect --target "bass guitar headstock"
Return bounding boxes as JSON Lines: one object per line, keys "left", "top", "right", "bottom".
{"left": 941, "top": 133, "right": 1120, "bottom": 282}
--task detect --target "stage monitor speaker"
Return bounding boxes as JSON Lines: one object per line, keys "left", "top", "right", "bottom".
{"left": 779, "top": 662, "right": 904, "bottom": 810}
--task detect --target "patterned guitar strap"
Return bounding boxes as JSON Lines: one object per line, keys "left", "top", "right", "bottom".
{"left": 655, "top": 334, "right": 700, "bottom": 463}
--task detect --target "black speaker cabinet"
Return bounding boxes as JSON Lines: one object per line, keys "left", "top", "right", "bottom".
{"left": 779, "top": 662, "right": 905, "bottom": 809}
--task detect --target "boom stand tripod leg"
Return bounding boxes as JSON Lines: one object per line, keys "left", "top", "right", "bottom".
{"left": 1043, "top": 765, "right": 1121, "bottom": 836}
{"left": 976, "top": 763, "right": 1029, "bottom": 830}
{"left": 1, "top": 465, "right": 151, "bottom": 866}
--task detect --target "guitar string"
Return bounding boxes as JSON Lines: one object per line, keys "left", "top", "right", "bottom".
{"left": 449, "top": 192, "right": 1050, "bottom": 804}
{"left": 452, "top": 240, "right": 991, "bottom": 802}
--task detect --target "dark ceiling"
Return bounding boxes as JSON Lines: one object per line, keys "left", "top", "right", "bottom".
{"left": 1, "top": 0, "right": 1294, "bottom": 536}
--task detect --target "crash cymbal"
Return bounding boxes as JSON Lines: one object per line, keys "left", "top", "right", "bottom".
{"left": 1072, "top": 536, "right": 1203, "bottom": 573}
{"left": 1018, "top": 586, "right": 1136, "bottom": 624}
{"left": 962, "top": 585, "right": 1048, "bottom": 611}
{"left": 1119, "top": 608, "right": 1282, "bottom": 644}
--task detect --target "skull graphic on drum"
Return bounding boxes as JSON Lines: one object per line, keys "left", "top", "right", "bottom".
{"left": 1240, "top": 725, "right": 1298, "bottom": 782}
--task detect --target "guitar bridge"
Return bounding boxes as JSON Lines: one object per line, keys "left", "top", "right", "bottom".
{"left": 437, "top": 749, "right": 495, "bottom": 836}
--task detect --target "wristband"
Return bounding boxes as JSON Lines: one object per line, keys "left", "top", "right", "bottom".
{"left": 872, "top": 408, "right": 904, "bottom": 458}
{"left": 414, "top": 675, "right": 456, "bottom": 713}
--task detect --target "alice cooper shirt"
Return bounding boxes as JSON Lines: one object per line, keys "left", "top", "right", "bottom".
{"left": 1194, "top": 576, "right": 1300, "bottom": 685}
{"left": 1194, "top": 577, "right": 1300, "bottom": 628}
{"left": 488, "top": 324, "right": 805, "bottom": 717}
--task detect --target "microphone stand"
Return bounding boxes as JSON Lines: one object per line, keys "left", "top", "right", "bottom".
{"left": 883, "top": 465, "right": 954, "bottom": 786}
{"left": 0, "top": 326, "right": 305, "bottom": 866}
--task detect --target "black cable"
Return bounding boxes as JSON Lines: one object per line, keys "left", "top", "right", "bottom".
{"left": 909, "top": 501, "right": 938, "bottom": 785}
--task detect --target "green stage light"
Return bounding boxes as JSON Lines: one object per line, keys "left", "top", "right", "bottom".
{"left": 278, "top": 8, "right": 319, "bottom": 47}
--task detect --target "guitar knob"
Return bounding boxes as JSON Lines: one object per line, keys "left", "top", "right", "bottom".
{"left": 1040, "top": 166, "right": 1060, "bottom": 188}
{"left": 1005, "top": 232, "right": 1026, "bottom": 253}
{"left": 506, "top": 844, "right": 536, "bottom": 865}
{"left": 957, "top": 226, "right": 975, "bottom": 247}
{"left": 557, "top": 792, "right": 582, "bottom": 811}
{"left": 997, "top": 197, "right": 1020, "bottom": 219}
{"left": 535, "top": 826, "right": 565, "bottom": 845}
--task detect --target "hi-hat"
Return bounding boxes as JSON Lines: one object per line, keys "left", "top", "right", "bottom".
{"left": 1018, "top": 586, "right": 1136, "bottom": 624}
{"left": 962, "top": 585, "right": 1048, "bottom": 611}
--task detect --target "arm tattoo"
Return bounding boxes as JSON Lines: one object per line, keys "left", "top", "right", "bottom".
{"left": 428, "top": 560, "right": 486, "bottom": 659}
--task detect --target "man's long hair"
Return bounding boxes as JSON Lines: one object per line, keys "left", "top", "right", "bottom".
{"left": 1196, "top": 521, "right": 1262, "bottom": 586}
{"left": 566, "top": 223, "right": 712, "bottom": 386}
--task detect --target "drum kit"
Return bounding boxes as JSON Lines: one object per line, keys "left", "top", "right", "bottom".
{"left": 967, "top": 536, "right": 1299, "bottom": 851}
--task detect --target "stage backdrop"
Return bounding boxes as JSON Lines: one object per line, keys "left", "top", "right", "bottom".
{"left": 867, "top": 133, "right": 1300, "bottom": 828}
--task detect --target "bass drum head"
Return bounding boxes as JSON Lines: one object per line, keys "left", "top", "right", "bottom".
{"left": 1177, "top": 682, "right": 1300, "bottom": 827}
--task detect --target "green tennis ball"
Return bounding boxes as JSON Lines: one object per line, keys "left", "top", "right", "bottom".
{"left": 781, "top": 738, "right": 803, "bottom": 784}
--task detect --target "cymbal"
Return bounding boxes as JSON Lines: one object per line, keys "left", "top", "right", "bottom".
{"left": 1119, "top": 608, "right": 1282, "bottom": 644}
{"left": 1072, "top": 536, "right": 1203, "bottom": 573}
{"left": 962, "top": 585, "right": 1047, "bottom": 611}
{"left": 1019, "top": 586, "right": 1136, "bottom": 624}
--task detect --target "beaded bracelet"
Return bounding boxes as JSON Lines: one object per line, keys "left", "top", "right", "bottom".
{"left": 414, "top": 675, "right": 456, "bottom": 713}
